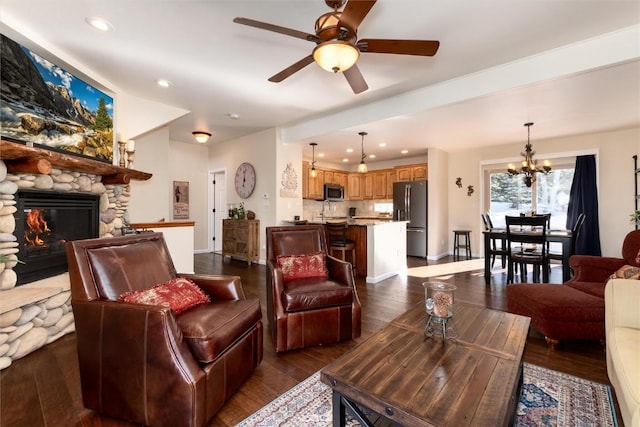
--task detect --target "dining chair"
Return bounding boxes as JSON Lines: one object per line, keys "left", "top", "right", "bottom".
{"left": 505, "top": 215, "right": 549, "bottom": 283}
{"left": 481, "top": 213, "right": 508, "bottom": 269}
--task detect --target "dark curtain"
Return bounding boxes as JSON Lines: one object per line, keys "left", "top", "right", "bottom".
{"left": 566, "top": 155, "right": 601, "bottom": 256}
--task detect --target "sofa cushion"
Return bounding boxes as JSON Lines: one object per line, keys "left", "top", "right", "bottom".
{"left": 282, "top": 277, "right": 353, "bottom": 312}
{"left": 607, "top": 327, "right": 640, "bottom": 427}
{"left": 507, "top": 283, "right": 605, "bottom": 340}
{"left": 609, "top": 264, "right": 640, "bottom": 280}
{"left": 276, "top": 252, "right": 328, "bottom": 282}
{"left": 119, "top": 277, "right": 210, "bottom": 314}
{"left": 565, "top": 280, "right": 607, "bottom": 299}
{"left": 177, "top": 299, "right": 262, "bottom": 363}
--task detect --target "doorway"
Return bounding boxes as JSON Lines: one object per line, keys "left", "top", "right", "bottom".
{"left": 209, "top": 170, "right": 227, "bottom": 253}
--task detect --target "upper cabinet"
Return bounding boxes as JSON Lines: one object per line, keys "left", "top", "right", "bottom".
{"left": 395, "top": 164, "right": 428, "bottom": 182}
{"left": 348, "top": 173, "right": 363, "bottom": 200}
{"left": 302, "top": 162, "right": 426, "bottom": 200}
{"left": 308, "top": 169, "right": 324, "bottom": 200}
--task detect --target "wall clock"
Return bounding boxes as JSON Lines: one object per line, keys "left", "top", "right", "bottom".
{"left": 234, "top": 162, "right": 256, "bottom": 199}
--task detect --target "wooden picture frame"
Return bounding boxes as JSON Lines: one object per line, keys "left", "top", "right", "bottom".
{"left": 173, "top": 181, "right": 189, "bottom": 219}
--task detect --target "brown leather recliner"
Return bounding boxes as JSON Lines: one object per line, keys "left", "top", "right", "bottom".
{"left": 266, "top": 225, "right": 361, "bottom": 352}
{"left": 66, "top": 232, "right": 263, "bottom": 427}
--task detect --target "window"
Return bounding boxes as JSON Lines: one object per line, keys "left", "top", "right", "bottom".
{"left": 486, "top": 163, "right": 575, "bottom": 229}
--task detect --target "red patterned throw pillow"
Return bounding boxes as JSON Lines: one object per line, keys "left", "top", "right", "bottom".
{"left": 609, "top": 264, "right": 640, "bottom": 280}
{"left": 276, "top": 252, "right": 328, "bottom": 282}
{"left": 119, "top": 277, "right": 210, "bottom": 314}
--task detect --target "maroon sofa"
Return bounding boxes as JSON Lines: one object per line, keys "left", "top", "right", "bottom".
{"left": 506, "top": 230, "right": 640, "bottom": 349}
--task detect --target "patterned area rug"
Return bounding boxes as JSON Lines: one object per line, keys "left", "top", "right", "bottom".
{"left": 236, "top": 363, "right": 617, "bottom": 427}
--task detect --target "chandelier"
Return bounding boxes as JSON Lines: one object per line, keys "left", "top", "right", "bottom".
{"left": 507, "top": 122, "right": 551, "bottom": 187}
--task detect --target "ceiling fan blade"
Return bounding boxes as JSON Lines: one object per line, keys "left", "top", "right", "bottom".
{"left": 233, "top": 17, "right": 319, "bottom": 42}
{"left": 339, "top": 0, "right": 377, "bottom": 32}
{"left": 358, "top": 39, "right": 440, "bottom": 56}
{"left": 343, "top": 64, "right": 368, "bottom": 94}
{"left": 268, "top": 55, "right": 315, "bottom": 82}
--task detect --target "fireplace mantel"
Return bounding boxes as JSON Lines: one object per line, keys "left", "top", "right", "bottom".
{"left": 0, "top": 139, "right": 151, "bottom": 184}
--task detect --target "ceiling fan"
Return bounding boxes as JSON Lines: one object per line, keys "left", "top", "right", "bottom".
{"left": 233, "top": 0, "right": 440, "bottom": 94}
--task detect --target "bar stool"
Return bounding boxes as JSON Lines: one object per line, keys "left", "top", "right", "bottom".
{"left": 453, "top": 230, "right": 472, "bottom": 260}
{"left": 325, "top": 222, "right": 356, "bottom": 269}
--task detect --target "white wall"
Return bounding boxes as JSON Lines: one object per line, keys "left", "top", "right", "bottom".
{"left": 427, "top": 148, "right": 449, "bottom": 259}
{"left": 128, "top": 127, "right": 171, "bottom": 222}
{"left": 208, "top": 128, "right": 278, "bottom": 261}
{"left": 169, "top": 140, "right": 210, "bottom": 250}
{"left": 275, "top": 135, "right": 304, "bottom": 222}
{"left": 445, "top": 127, "right": 639, "bottom": 257}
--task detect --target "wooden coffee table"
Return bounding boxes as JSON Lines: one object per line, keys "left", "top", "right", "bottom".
{"left": 320, "top": 302, "right": 530, "bottom": 426}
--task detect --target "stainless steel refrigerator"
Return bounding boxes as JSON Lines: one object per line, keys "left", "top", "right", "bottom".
{"left": 393, "top": 181, "right": 428, "bottom": 257}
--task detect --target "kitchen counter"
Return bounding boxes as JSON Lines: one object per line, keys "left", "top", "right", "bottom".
{"left": 280, "top": 219, "right": 407, "bottom": 283}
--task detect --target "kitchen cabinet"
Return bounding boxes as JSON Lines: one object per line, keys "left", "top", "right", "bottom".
{"left": 363, "top": 173, "right": 374, "bottom": 199}
{"left": 308, "top": 169, "right": 324, "bottom": 199}
{"left": 323, "top": 171, "right": 334, "bottom": 184}
{"left": 345, "top": 225, "right": 368, "bottom": 277}
{"left": 333, "top": 172, "right": 348, "bottom": 189}
{"left": 222, "top": 219, "right": 259, "bottom": 265}
{"left": 302, "top": 162, "right": 310, "bottom": 199}
{"left": 372, "top": 170, "right": 388, "bottom": 199}
{"left": 395, "top": 164, "right": 428, "bottom": 182}
{"left": 386, "top": 169, "right": 396, "bottom": 198}
{"left": 348, "top": 173, "right": 363, "bottom": 200}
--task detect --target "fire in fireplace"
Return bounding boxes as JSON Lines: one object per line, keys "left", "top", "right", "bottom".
{"left": 14, "top": 189, "right": 100, "bottom": 285}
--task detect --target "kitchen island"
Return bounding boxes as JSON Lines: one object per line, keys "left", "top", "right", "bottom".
{"left": 288, "top": 218, "right": 407, "bottom": 283}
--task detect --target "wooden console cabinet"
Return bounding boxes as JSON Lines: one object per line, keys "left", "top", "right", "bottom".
{"left": 222, "top": 219, "right": 259, "bottom": 265}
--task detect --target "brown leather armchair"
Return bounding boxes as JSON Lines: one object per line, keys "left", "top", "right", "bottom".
{"left": 66, "top": 232, "right": 263, "bottom": 427}
{"left": 266, "top": 225, "right": 361, "bottom": 352}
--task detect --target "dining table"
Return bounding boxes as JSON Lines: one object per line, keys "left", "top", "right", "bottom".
{"left": 483, "top": 229, "right": 573, "bottom": 284}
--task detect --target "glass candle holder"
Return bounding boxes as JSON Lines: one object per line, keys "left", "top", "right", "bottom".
{"left": 423, "top": 282, "right": 458, "bottom": 340}
{"left": 424, "top": 282, "right": 456, "bottom": 319}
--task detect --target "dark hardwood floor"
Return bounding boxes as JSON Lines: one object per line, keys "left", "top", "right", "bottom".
{"left": 0, "top": 254, "right": 618, "bottom": 426}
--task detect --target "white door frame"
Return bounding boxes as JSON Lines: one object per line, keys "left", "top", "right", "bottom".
{"left": 208, "top": 169, "right": 227, "bottom": 253}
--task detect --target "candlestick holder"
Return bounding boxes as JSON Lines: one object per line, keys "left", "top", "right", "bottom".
{"left": 126, "top": 150, "right": 135, "bottom": 169}
{"left": 118, "top": 141, "right": 127, "bottom": 167}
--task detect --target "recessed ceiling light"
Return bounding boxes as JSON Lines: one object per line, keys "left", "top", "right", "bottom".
{"left": 318, "top": 153, "right": 325, "bottom": 158}
{"left": 379, "top": 143, "right": 386, "bottom": 147}
{"left": 369, "top": 154, "right": 376, "bottom": 159}
{"left": 156, "top": 79, "right": 172, "bottom": 88}
{"left": 227, "top": 113, "right": 240, "bottom": 120}
{"left": 342, "top": 158, "right": 349, "bottom": 162}
{"left": 401, "top": 149, "right": 409, "bottom": 154}
{"left": 85, "top": 17, "right": 114, "bottom": 32}
{"left": 346, "top": 148, "right": 353, "bottom": 153}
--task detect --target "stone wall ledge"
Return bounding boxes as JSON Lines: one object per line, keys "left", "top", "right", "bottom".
{"left": 0, "top": 273, "right": 69, "bottom": 315}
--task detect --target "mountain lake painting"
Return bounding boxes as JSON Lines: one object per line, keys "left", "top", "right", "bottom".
{"left": 1, "top": 33, "right": 114, "bottom": 163}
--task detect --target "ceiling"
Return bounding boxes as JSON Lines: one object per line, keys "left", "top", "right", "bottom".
{"left": 1, "top": 1, "right": 638, "bottom": 166}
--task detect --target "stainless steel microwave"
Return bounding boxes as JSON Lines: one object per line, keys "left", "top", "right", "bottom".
{"left": 323, "top": 184, "right": 344, "bottom": 201}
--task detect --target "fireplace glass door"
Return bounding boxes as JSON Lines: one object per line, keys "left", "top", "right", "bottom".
{"left": 15, "top": 189, "right": 99, "bottom": 285}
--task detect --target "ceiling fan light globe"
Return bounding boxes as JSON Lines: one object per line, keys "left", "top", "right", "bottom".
{"left": 315, "top": 11, "right": 341, "bottom": 32}
{"left": 313, "top": 41, "right": 359, "bottom": 73}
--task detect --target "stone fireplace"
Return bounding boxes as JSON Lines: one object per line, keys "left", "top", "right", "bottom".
{"left": 0, "top": 140, "right": 151, "bottom": 370}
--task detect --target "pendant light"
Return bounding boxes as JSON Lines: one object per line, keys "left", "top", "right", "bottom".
{"left": 357, "top": 131, "right": 368, "bottom": 173}
{"left": 309, "top": 142, "right": 318, "bottom": 178}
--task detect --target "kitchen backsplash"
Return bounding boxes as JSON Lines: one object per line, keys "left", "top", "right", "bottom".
{"left": 302, "top": 199, "right": 392, "bottom": 221}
